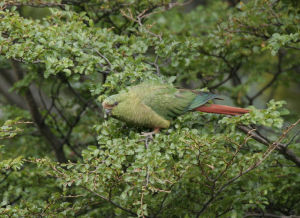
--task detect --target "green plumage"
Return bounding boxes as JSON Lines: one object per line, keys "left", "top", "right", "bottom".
{"left": 102, "top": 82, "right": 218, "bottom": 129}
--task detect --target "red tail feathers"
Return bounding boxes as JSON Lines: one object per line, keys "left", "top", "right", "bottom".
{"left": 194, "top": 104, "right": 250, "bottom": 115}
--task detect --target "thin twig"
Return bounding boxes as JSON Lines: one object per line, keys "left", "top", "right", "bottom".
{"left": 81, "top": 186, "right": 137, "bottom": 217}
{"left": 238, "top": 122, "right": 300, "bottom": 167}
{"left": 196, "top": 120, "right": 300, "bottom": 217}
{"left": 95, "top": 50, "right": 112, "bottom": 68}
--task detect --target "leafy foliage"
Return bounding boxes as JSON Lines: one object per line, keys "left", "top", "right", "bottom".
{"left": 0, "top": 0, "right": 300, "bottom": 217}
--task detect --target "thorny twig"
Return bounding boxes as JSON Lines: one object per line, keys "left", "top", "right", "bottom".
{"left": 121, "top": 8, "right": 163, "bottom": 40}
{"left": 195, "top": 119, "right": 300, "bottom": 217}
{"left": 238, "top": 121, "right": 300, "bottom": 167}
{"left": 120, "top": 2, "right": 193, "bottom": 41}
{"left": 81, "top": 186, "right": 138, "bottom": 217}
{"left": 95, "top": 50, "right": 112, "bottom": 68}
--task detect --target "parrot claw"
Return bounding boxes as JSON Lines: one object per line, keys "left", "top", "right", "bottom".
{"left": 141, "top": 128, "right": 160, "bottom": 138}
{"left": 140, "top": 131, "right": 155, "bottom": 148}
{"left": 141, "top": 132, "right": 154, "bottom": 138}
{"left": 140, "top": 128, "right": 160, "bottom": 147}
{"left": 140, "top": 132, "right": 154, "bottom": 146}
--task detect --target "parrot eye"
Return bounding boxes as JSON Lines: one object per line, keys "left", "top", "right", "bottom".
{"left": 114, "top": 102, "right": 118, "bottom": 106}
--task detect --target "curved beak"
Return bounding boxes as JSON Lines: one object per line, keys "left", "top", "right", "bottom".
{"left": 104, "top": 108, "right": 111, "bottom": 119}
{"left": 102, "top": 102, "right": 117, "bottom": 120}
{"left": 104, "top": 108, "right": 112, "bottom": 119}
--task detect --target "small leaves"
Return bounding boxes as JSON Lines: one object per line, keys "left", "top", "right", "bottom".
{"left": 0, "top": 119, "right": 30, "bottom": 139}
{"left": 219, "top": 100, "right": 287, "bottom": 129}
{"left": 266, "top": 33, "right": 300, "bottom": 55}
{"left": 0, "top": 0, "right": 299, "bottom": 217}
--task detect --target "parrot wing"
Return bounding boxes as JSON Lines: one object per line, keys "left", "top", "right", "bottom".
{"left": 130, "top": 83, "right": 218, "bottom": 120}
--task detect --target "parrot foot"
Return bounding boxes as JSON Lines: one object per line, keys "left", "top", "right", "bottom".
{"left": 141, "top": 128, "right": 160, "bottom": 138}
{"left": 140, "top": 128, "right": 160, "bottom": 148}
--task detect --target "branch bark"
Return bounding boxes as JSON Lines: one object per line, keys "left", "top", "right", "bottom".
{"left": 0, "top": 70, "right": 28, "bottom": 109}
{"left": 3, "top": 0, "right": 83, "bottom": 9}
{"left": 11, "top": 60, "right": 67, "bottom": 163}
{"left": 248, "top": 51, "right": 284, "bottom": 104}
{"left": 81, "top": 186, "right": 138, "bottom": 217}
{"left": 196, "top": 121, "right": 300, "bottom": 217}
{"left": 238, "top": 124, "right": 300, "bottom": 167}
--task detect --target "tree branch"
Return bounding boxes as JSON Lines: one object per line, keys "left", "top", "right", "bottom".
{"left": 244, "top": 212, "right": 284, "bottom": 218}
{"left": 196, "top": 120, "right": 300, "bottom": 216}
{"left": 10, "top": 60, "right": 67, "bottom": 163}
{"left": 238, "top": 123, "right": 300, "bottom": 167}
{"left": 3, "top": 0, "right": 83, "bottom": 9}
{"left": 81, "top": 186, "right": 138, "bottom": 217}
{"left": 249, "top": 51, "right": 283, "bottom": 104}
{"left": 0, "top": 71, "right": 28, "bottom": 109}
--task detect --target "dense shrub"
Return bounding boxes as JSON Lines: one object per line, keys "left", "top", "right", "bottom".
{"left": 0, "top": 0, "right": 299, "bottom": 217}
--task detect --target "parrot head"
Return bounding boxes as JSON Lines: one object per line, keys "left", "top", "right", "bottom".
{"left": 102, "top": 94, "right": 120, "bottom": 117}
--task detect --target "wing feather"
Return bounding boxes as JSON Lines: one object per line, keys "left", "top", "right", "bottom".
{"left": 128, "top": 82, "right": 220, "bottom": 121}
{"left": 130, "top": 83, "right": 195, "bottom": 120}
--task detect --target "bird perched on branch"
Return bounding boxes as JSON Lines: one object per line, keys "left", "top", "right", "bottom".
{"left": 102, "top": 82, "right": 249, "bottom": 136}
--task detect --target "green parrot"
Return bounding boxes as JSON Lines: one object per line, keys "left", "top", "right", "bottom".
{"left": 102, "top": 82, "right": 249, "bottom": 135}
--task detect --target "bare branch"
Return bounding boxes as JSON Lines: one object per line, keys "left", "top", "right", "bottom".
{"left": 0, "top": 171, "right": 11, "bottom": 185}
{"left": 10, "top": 60, "right": 67, "bottom": 163}
{"left": 3, "top": 0, "right": 84, "bottom": 9}
{"left": 196, "top": 120, "right": 300, "bottom": 216}
{"left": 244, "top": 212, "right": 286, "bottom": 218}
{"left": 0, "top": 70, "right": 28, "bottom": 109}
{"left": 94, "top": 50, "right": 112, "bottom": 68}
{"left": 145, "top": 54, "right": 161, "bottom": 76}
{"left": 81, "top": 186, "right": 138, "bottom": 217}
{"left": 121, "top": 8, "right": 163, "bottom": 41}
{"left": 285, "top": 45, "right": 300, "bottom": 50}
{"left": 208, "top": 73, "right": 232, "bottom": 90}
{"left": 249, "top": 51, "right": 283, "bottom": 103}
{"left": 238, "top": 123, "right": 300, "bottom": 167}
